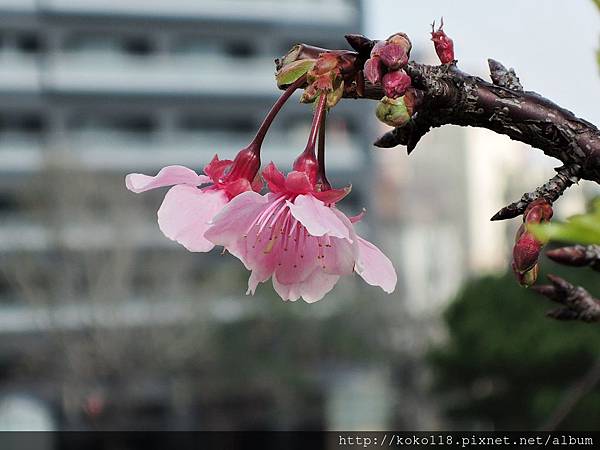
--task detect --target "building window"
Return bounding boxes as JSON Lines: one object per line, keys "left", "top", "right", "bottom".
{"left": 64, "top": 33, "right": 154, "bottom": 58}
{"left": 121, "top": 36, "right": 155, "bottom": 57}
{"left": 16, "top": 32, "right": 43, "bottom": 54}
{"left": 224, "top": 41, "right": 256, "bottom": 59}
{"left": 0, "top": 113, "right": 46, "bottom": 139}
{"left": 178, "top": 114, "right": 256, "bottom": 134}
{"left": 0, "top": 192, "right": 19, "bottom": 215}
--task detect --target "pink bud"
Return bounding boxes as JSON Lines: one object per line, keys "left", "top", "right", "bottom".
{"left": 369, "top": 40, "right": 387, "bottom": 58}
{"left": 431, "top": 22, "right": 455, "bottom": 64}
{"left": 363, "top": 57, "right": 383, "bottom": 85}
{"left": 387, "top": 33, "right": 412, "bottom": 58}
{"left": 513, "top": 232, "right": 543, "bottom": 273}
{"left": 382, "top": 70, "right": 411, "bottom": 98}
{"left": 524, "top": 199, "right": 553, "bottom": 224}
{"left": 379, "top": 44, "right": 408, "bottom": 70}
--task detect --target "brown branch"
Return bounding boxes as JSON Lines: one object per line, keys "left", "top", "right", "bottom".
{"left": 487, "top": 59, "right": 523, "bottom": 91}
{"left": 532, "top": 274, "right": 600, "bottom": 323}
{"left": 546, "top": 245, "right": 600, "bottom": 271}
{"left": 278, "top": 36, "right": 600, "bottom": 191}
{"left": 490, "top": 164, "right": 582, "bottom": 221}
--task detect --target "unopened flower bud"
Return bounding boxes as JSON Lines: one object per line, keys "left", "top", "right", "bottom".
{"left": 513, "top": 231, "right": 543, "bottom": 273}
{"left": 524, "top": 199, "right": 553, "bottom": 224}
{"left": 431, "top": 21, "right": 455, "bottom": 64}
{"left": 363, "top": 57, "right": 382, "bottom": 85}
{"left": 513, "top": 262, "right": 539, "bottom": 287}
{"left": 387, "top": 32, "right": 412, "bottom": 59}
{"left": 379, "top": 44, "right": 408, "bottom": 70}
{"left": 375, "top": 96, "right": 411, "bottom": 127}
{"left": 382, "top": 70, "right": 411, "bottom": 98}
{"left": 369, "top": 40, "right": 387, "bottom": 58}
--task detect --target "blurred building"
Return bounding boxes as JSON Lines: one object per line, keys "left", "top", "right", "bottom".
{"left": 0, "top": 0, "right": 592, "bottom": 436}
{"left": 0, "top": 0, "right": 395, "bottom": 432}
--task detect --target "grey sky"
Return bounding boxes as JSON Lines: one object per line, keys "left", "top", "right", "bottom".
{"left": 366, "top": 0, "right": 600, "bottom": 124}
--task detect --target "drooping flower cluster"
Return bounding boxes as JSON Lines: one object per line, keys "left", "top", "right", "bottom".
{"left": 205, "top": 161, "right": 396, "bottom": 302}
{"left": 126, "top": 62, "right": 397, "bottom": 303}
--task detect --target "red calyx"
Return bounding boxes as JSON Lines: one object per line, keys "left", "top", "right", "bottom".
{"left": 221, "top": 145, "right": 261, "bottom": 186}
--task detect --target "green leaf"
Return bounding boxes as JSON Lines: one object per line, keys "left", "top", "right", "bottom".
{"left": 276, "top": 59, "right": 315, "bottom": 88}
{"left": 530, "top": 198, "right": 600, "bottom": 245}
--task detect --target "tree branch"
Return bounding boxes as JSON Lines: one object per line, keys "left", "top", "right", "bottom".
{"left": 490, "top": 164, "right": 582, "bottom": 221}
{"left": 487, "top": 59, "right": 523, "bottom": 91}
{"left": 278, "top": 36, "right": 600, "bottom": 189}
{"left": 532, "top": 274, "right": 600, "bottom": 323}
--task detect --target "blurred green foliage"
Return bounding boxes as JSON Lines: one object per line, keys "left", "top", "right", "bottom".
{"left": 428, "top": 259, "right": 600, "bottom": 430}
{"left": 531, "top": 198, "right": 600, "bottom": 245}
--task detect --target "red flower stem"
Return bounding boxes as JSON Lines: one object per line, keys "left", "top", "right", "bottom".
{"left": 302, "top": 92, "right": 328, "bottom": 158}
{"left": 250, "top": 75, "right": 306, "bottom": 149}
{"left": 317, "top": 108, "right": 331, "bottom": 190}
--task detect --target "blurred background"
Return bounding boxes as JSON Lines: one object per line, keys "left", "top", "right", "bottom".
{"left": 0, "top": 0, "right": 598, "bottom": 438}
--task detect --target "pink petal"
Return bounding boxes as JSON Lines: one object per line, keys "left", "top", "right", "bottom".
{"left": 157, "top": 185, "right": 228, "bottom": 252}
{"left": 320, "top": 237, "right": 357, "bottom": 276}
{"left": 355, "top": 236, "right": 397, "bottom": 293}
{"left": 223, "top": 178, "right": 253, "bottom": 199}
{"left": 284, "top": 171, "right": 313, "bottom": 194}
{"left": 247, "top": 264, "right": 274, "bottom": 295}
{"left": 205, "top": 191, "right": 269, "bottom": 246}
{"left": 126, "top": 165, "right": 210, "bottom": 193}
{"left": 273, "top": 268, "right": 340, "bottom": 303}
{"left": 262, "top": 162, "right": 286, "bottom": 193}
{"left": 274, "top": 234, "right": 320, "bottom": 285}
{"left": 313, "top": 185, "right": 352, "bottom": 204}
{"left": 287, "top": 195, "right": 351, "bottom": 240}
{"left": 349, "top": 208, "right": 366, "bottom": 224}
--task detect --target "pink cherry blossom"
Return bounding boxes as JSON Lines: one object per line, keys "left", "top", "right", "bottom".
{"left": 205, "top": 162, "right": 397, "bottom": 303}
{"left": 125, "top": 154, "right": 262, "bottom": 253}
